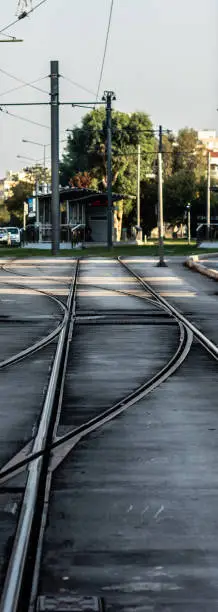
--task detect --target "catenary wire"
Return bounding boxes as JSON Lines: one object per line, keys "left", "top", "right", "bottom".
{"left": 60, "top": 75, "right": 96, "bottom": 97}
{"left": 0, "top": 106, "right": 50, "bottom": 129}
{"left": 0, "top": 68, "right": 49, "bottom": 95}
{"left": 0, "top": 0, "right": 49, "bottom": 35}
{"left": 95, "top": 0, "right": 114, "bottom": 101}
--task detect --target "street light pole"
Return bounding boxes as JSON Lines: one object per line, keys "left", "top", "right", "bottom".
{"left": 207, "top": 150, "right": 211, "bottom": 241}
{"left": 22, "top": 139, "right": 48, "bottom": 170}
{"left": 137, "top": 143, "right": 141, "bottom": 229}
{"left": 157, "top": 125, "right": 167, "bottom": 266}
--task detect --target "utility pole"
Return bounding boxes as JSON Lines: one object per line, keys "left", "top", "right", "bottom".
{"left": 0, "top": 66, "right": 112, "bottom": 254}
{"left": 43, "top": 144, "right": 46, "bottom": 170}
{"left": 104, "top": 90, "right": 116, "bottom": 249}
{"left": 207, "top": 150, "right": 211, "bottom": 241}
{"left": 50, "top": 60, "right": 59, "bottom": 255}
{"left": 157, "top": 125, "right": 166, "bottom": 266}
{"left": 186, "top": 203, "right": 191, "bottom": 245}
{"left": 137, "top": 143, "right": 141, "bottom": 228}
{"left": 23, "top": 201, "right": 28, "bottom": 230}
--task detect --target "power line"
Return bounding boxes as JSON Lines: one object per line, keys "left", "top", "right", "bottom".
{"left": 61, "top": 75, "right": 95, "bottom": 97}
{"left": 0, "top": 68, "right": 48, "bottom": 95}
{"left": 0, "top": 0, "right": 49, "bottom": 35}
{"left": 0, "top": 31, "right": 17, "bottom": 40}
{"left": 0, "top": 106, "right": 49, "bottom": 129}
{"left": 95, "top": 0, "right": 114, "bottom": 101}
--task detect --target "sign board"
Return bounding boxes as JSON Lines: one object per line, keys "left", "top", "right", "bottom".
{"left": 27, "top": 197, "right": 34, "bottom": 213}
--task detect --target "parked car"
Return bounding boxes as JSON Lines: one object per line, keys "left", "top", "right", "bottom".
{"left": 6, "top": 227, "right": 21, "bottom": 247}
{"left": 0, "top": 228, "right": 10, "bottom": 246}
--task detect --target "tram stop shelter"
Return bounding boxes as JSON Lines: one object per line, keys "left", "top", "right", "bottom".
{"left": 34, "top": 187, "right": 125, "bottom": 244}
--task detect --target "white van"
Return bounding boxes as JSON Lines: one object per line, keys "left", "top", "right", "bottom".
{"left": 6, "top": 227, "right": 21, "bottom": 247}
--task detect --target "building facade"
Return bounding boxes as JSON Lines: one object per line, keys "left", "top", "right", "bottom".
{"left": 198, "top": 130, "right": 218, "bottom": 181}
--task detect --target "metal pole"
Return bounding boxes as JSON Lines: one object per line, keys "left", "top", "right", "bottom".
{"left": 23, "top": 202, "right": 27, "bottom": 230}
{"left": 137, "top": 143, "right": 141, "bottom": 228}
{"left": 104, "top": 91, "right": 115, "bottom": 249}
{"left": 50, "top": 60, "right": 59, "bottom": 255}
{"left": 188, "top": 208, "right": 191, "bottom": 245}
{"left": 207, "top": 150, "right": 211, "bottom": 241}
{"left": 43, "top": 144, "right": 46, "bottom": 170}
{"left": 157, "top": 125, "right": 166, "bottom": 266}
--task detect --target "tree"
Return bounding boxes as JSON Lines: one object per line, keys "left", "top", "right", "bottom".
{"left": 139, "top": 179, "right": 158, "bottom": 236}
{"left": 164, "top": 169, "right": 198, "bottom": 224}
{"left": 23, "top": 164, "right": 51, "bottom": 185}
{"left": 0, "top": 205, "right": 10, "bottom": 226}
{"left": 60, "top": 108, "right": 156, "bottom": 238}
{"left": 69, "top": 171, "right": 95, "bottom": 189}
{"left": 173, "top": 128, "right": 207, "bottom": 179}
{"left": 162, "top": 134, "right": 175, "bottom": 178}
{"left": 5, "top": 181, "right": 33, "bottom": 226}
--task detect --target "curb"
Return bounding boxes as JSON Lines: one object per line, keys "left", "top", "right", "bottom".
{"left": 185, "top": 253, "right": 218, "bottom": 280}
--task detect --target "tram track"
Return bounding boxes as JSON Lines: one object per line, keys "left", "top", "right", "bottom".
{"left": 1, "top": 256, "right": 218, "bottom": 611}
{"left": 0, "top": 260, "right": 70, "bottom": 368}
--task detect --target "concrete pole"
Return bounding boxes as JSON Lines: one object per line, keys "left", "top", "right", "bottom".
{"left": 105, "top": 91, "right": 113, "bottom": 248}
{"left": 207, "top": 150, "right": 211, "bottom": 241}
{"left": 137, "top": 143, "right": 141, "bottom": 228}
{"left": 188, "top": 208, "right": 191, "bottom": 245}
{"left": 50, "top": 60, "right": 60, "bottom": 255}
{"left": 157, "top": 125, "right": 166, "bottom": 266}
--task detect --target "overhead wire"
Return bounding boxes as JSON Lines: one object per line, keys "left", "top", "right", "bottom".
{"left": 0, "top": 68, "right": 49, "bottom": 96}
{"left": 61, "top": 75, "right": 96, "bottom": 97}
{"left": 0, "top": 31, "right": 16, "bottom": 40}
{"left": 95, "top": 0, "right": 114, "bottom": 102}
{"left": 0, "top": 0, "right": 49, "bottom": 35}
{"left": 0, "top": 106, "right": 50, "bottom": 129}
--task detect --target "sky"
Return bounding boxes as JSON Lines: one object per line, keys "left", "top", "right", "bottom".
{"left": 0, "top": 0, "right": 217, "bottom": 177}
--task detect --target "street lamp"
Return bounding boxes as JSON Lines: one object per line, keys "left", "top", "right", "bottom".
{"left": 21, "top": 139, "right": 48, "bottom": 168}
{"left": 17, "top": 154, "right": 39, "bottom": 163}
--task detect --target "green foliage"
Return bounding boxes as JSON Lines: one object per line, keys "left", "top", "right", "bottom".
{"left": 139, "top": 180, "right": 157, "bottom": 235}
{"left": 60, "top": 108, "right": 155, "bottom": 217}
{"left": 173, "top": 128, "right": 207, "bottom": 178}
{"left": 23, "top": 164, "right": 51, "bottom": 184}
{"left": 162, "top": 134, "right": 174, "bottom": 178}
{"left": 164, "top": 169, "right": 197, "bottom": 222}
{"left": 5, "top": 181, "right": 32, "bottom": 225}
{"left": 0, "top": 204, "right": 10, "bottom": 226}
{"left": 61, "top": 114, "right": 212, "bottom": 235}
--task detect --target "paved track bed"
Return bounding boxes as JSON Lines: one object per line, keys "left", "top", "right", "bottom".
{"left": 39, "top": 340, "right": 218, "bottom": 611}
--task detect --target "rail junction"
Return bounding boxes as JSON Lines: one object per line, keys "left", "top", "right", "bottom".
{"left": 0, "top": 255, "right": 218, "bottom": 611}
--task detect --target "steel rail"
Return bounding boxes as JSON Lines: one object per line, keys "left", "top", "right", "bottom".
{"left": 0, "top": 257, "right": 192, "bottom": 611}
{"left": 0, "top": 260, "right": 79, "bottom": 612}
{"left": 27, "top": 292, "right": 193, "bottom": 610}
{"left": 0, "top": 260, "right": 192, "bottom": 484}
{"left": 119, "top": 257, "right": 218, "bottom": 360}
{"left": 0, "top": 274, "right": 191, "bottom": 482}
{"left": 0, "top": 316, "right": 66, "bottom": 369}
{"left": 0, "top": 260, "right": 69, "bottom": 368}
{"left": 1, "top": 260, "right": 68, "bottom": 311}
